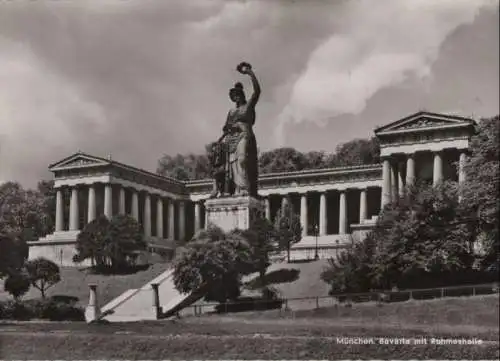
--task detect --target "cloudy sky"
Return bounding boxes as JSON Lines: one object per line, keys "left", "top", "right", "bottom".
{"left": 0, "top": 0, "right": 498, "bottom": 187}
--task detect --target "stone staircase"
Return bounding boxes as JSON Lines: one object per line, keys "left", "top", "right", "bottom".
{"left": 102, "top": 267, "right": 191, "bottom": 322}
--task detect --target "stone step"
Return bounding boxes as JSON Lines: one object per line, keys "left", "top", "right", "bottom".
{"left": 101, "top": 268, "right": 190, "bottom": 322}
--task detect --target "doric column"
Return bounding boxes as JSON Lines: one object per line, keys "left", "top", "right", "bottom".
{"left": 359, "top": 189, "right": 367, "bottom": 224}
{"left": 104, "top": 184, "right": 113, "bottom": 218}
{"left": 398, "top": 162, "right": 405, "bottom": 197}
{"left": 281, "top": 195, "right": 290, "bottom": 212}
{"left": 458, "top": 151, "right": 467, "bottom": 184}
{"left": 433, "top": 151, "right": 443, "bottom": 186}
{"left": 381, "top": 158, "right": 392, "bottom": 207}
{"left": 168, "top": 200, "right": 175, "bottom": 239}
{"left": 339, "top": 190, "right": 347, "bottom": 235}
{"left": 300, "top": 193, "right": 308, "bottom": 237}
{"left": 264, "top": 197, "right": 271, "bottom": 221}
{"left": 118, "top": 187, "right": 126, "bottom": 215}
{"left": 391, "top": 162, "right": 398, "bottom": 201}
{"left": 87, "top": 185, "right": 96, "bottom": 223}
{"left": 69, "top": 187, "right": 79, "bottom": 231}
{"left": 143, "top": 193, "right": 151, "bottom": 238}
{"left": 178, "top": 201, "right": 186, "bottom": 241}
{"left": 406, "top": 155, "right": 415, "bottom": 188}
{"left": 319, "top": 192, "right": 327, "bottom": 236}
{"left": 156, "top": 196, "right": 164, "bottom": 238}
{"left": 131, "top": 191, "right": 139, "bottom": 221}
{"left": 55, "top": 188, "right": 64, "bottom": 231}
{"left": 194, "top": 202, "right": 201, "bottom": 233}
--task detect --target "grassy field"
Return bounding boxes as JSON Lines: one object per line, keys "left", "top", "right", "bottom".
{"left": 0, "top": 260, "right": 330, "bottom": 310}
{"left": 0, "top": 263, "right": 171, "bottom": 307}
{"left": 241, "top": 259, "right": 331, "bottom": 297}
{"left": 0, "top": 294, "right": 498, "bottom": 359}
{"left": 222, "top": 293, "right": 500, "bottom": 327}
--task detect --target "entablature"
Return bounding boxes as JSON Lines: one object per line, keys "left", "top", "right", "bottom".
{"left": 187, "top": 164, "right": 382, "bottom": 201}
{"left": 50, "top": 152, "right": 188, "bottom": 198}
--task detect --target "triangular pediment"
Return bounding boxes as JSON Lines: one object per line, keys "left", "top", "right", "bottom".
{"left": 49, "top": 152, "right": 110, "bottom": 171}
{"left": 375, "top": 111, "right": 475, "bottom": 134}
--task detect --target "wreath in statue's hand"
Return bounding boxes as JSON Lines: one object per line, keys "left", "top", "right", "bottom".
{"left": 237, "top": 62, "right": 252, "bottom": 74}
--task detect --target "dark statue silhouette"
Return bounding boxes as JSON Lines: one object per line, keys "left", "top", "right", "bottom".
{"left": 210, "top": 62, "right": 261, "bottom": 198}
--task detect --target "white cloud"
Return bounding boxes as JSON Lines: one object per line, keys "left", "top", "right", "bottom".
{"left": 275, "top": 0, "right": 499, "bottom": 144}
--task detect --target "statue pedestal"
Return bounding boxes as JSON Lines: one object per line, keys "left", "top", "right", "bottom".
{"left": 205, "top": 196, "right": 264, "bottom": 232}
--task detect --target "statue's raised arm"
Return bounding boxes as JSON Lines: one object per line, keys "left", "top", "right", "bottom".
{"left": 237, "top": 62, "right": 260, "bottom": 109}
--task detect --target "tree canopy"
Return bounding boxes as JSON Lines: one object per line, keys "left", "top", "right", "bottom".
{"left": 0, "top": 182, "right": 53, "bottom": 244}
{"left": 172, "top": 225, "right": 254, "bottom": 303}
{"left": 321, "top": 181, "right": 480, "bottom": 293}
{"left": 156, "top": 138, "right": 380, "bottom": 179}
{"left": 25, "top": 257, "right": 61, "bottom": 299}
{"left": 0, "top": 233, "right": 28, "bottom": 278}
{"left": 274, "top": 204, "right": 302, "bottom": 263}
{"left": 461, "top": 115, "right": 499, "bottom": 268}
{"left": 239, "top": 216, "right": 278, "bottom": 290}
{"left": 73, "top": 214, "right": 146, "bottom": 271}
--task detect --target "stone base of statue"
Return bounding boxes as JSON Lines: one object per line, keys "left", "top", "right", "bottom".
{"left": 204, "top": 196, "right": 264, "bottom": 232}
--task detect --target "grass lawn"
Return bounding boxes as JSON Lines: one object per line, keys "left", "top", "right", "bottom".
{"left": 242, "top": 259, "right": 331, "bottom": 297}
{"left": 0, "top": 294, "right": 498, "bottom": 359}
{"left": 0, "top": 262, "right": 171, "bottom": 307}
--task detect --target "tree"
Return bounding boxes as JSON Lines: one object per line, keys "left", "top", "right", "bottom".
{"left": 73, "top": 216, "right": 111, "bottom": 268}
{"left": 259, "top": 147, "right": 307, "bottom": 174}
{"left": 4, "top": 270, "right": 30, "bottom": 301}
{"left": 25, "top": 258, "right": 61, "bottom": 299}
{"left": 107, "top": 215, "right": 147, "bottom": 269}
{"left": 156, "top": 148, "right": 212, "bottom": 180}
{"left": 156, "top": 136, "right": 379, "bottom": 180}
{"left": 172, "top": 225, "right": 254, "bottom": 303}
{"left": 461, "top": 115, "right": 499, "bottom": 268}
{"left": 0, "top": 233, "right": 28, "bottom": 278}
{"left": 0, "top": 182, "right": 52, "bottom": 243}
{"left": 274, "top": 204, "right": 302, "bottom": 263}
{"left": 73, "top": 215, "right": 146, "bottom": 271}
{"left": 321, "top": 182, "right": 480, "bottom": 294}
{"left": 321, "top": 236, "right": 375, "bottom": 295}
{"left": 302, "top": 151, "right": 328, "bottom": 170}
{"left": 36, "top": 180, "right": 56, "bottom": 236}
{"left": 369, "top": 182, "right": 477, "bottom": 289}
{"left": 326, "top": 137, "right": 380, "bottom": 167}
{"left": 239, "top": 216, "right": 277, "bottom": 293}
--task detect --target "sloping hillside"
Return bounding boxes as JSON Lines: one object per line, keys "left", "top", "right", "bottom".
{"left": 0, "top": 262, "right": 171, "bottom": 307}
{"left": 262, "top": 260, "right": 331, "bottom": 299}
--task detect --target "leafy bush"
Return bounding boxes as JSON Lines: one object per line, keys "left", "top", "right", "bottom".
{"left": 4, "top": 271, "right": 31, "bottom": 301}
{"left": 215, "top": 296, "right": 284, "bottom": 313}
{"left": 0, "top": 299, "right": 85, "bottom": 321}
{"left": 0, "top": 233, "right": 28, "bottom": 278}
{"left": 0, "top": 300, "right": 33, "bottom": 320}
{"left": 25, "top": 257, "right": 61, "bottom": 298}
{"left": 50, "top": 295, "right": 79, "bottom": 306}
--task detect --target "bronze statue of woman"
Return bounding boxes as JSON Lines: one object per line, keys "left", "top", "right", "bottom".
{"left": 222, "top": 62, "right": 261, "bottom": 197}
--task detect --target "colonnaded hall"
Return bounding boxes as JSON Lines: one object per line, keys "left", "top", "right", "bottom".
{"left": 29, "top": 111, "right": 477, "bottom": 265}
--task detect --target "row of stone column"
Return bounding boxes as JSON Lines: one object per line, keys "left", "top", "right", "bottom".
{"left": 381, "top": 150, "right": 467, "bottom": 207}
{"left": 195, "top": 190, "right": 371, "bottom": 238}
{"left": 55, "top": 184, "right": 186, "bottom": 240}
{"left": 278, "top": 190, "right": 367, "bottom": 237}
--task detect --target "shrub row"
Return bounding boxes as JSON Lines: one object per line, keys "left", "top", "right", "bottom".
{"left": 0, "top": 298, "right": 85, "bottom": 321}
{"left": 215, "top": 297, "right": 284, "bottom": 313}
